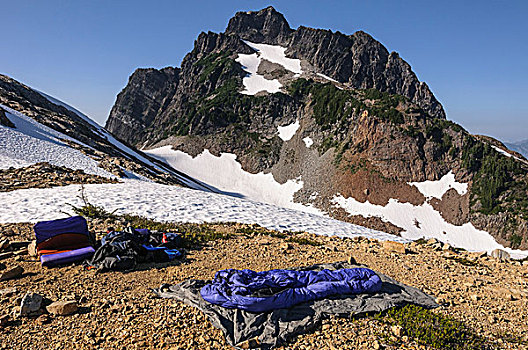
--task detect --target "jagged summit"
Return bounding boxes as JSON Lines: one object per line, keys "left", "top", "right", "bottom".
{"left": 226, "top": 6, "right": 293, "bottom": 45}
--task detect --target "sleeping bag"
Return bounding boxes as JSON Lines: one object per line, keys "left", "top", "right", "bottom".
{"left": 200, "top": 267, "right": 381, "bottom": 312}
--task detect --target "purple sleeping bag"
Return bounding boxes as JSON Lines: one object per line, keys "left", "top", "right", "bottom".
{"left": 40, "top": 246, "right": 95, "bottom": 268}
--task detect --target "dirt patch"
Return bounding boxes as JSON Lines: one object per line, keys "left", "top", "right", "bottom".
{"left": 331, "top": 207, "right": 404, "bottom": 236}
{"left": 335, "top": 168, "right": 425, "bottom": 206}
{"left": 430, "top": 188, "right": 470, "bottom": 226}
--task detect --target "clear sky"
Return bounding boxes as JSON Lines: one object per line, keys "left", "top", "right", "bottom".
{"left": 2, "top": 0, "right": 527, "bottom": 142}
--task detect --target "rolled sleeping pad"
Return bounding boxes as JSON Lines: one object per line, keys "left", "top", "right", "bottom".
{"left": 40, "top": 246, "right": 96, "bottom": 268}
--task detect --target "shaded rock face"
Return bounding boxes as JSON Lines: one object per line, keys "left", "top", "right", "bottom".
{"left": 106, "top": 67, "right": 180, "bottom": 146}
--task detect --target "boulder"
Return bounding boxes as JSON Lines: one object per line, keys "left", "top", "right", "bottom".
{"left": 382, "top": 241, "right": 406, "bottom": 254}
{"left": 19, "top": 292, "right": 43, "bottom": 317}
{"left": 490, "top": 249, "right": 511, "bottom": 261}
{"left": 46, "top": 300, "right": 78, "bottom": 316}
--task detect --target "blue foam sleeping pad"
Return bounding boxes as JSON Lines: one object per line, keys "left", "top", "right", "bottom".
{"left": 200, "top": 267, "right": 382, "bottom": 312}
{"left": 40, "top": 246, "right": 96, "bottom": 268}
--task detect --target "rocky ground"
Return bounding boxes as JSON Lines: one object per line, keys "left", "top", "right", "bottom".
{"left": 0, "top": 163, "right": 117, "bottom": 192}
{"left": 0, "top": 220, "right": 527, "bottom": 350}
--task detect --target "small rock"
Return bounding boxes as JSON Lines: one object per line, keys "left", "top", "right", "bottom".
{"left": 279, "top": 242, "right": 293, "bottom": 250}
{"left": 10, "top": 241, "right": 31, "bottom": 249}
{"left": 0, "top": 252, "right": 13, "bottom": 261}
{"left": 372, "top": 340, "right": 382, "bottom": 349}
{"left": 237, "top": 337, "right": 260, "bottom": 349}
{"left": 46, "top": 300, "right": 78, "bottom": 316}
{"left": 0, "top": 265, "right": 24, "bottom": 281}
{"left": 470, "top": 294, "right": 480, "bottom": 302}
{"left": 0, "top": 287, "right": 17, "bottom": 296}
{"left": 36, "top": 314, "right": 51, "bottom": 325}
{"left": 0, "top": 239, "right": 10, "bottom": 251}
{"left": 382, "top": 241, "right": 406, "bottom": 254}
{"left": 28, "top": 241, "right": 37, "bottom": 257}
{"left": 13, "top": 249, "right": 28, "bottom": 256}
{"left": 20, "top": 292, "right": 43, "bottom": 317}
{"left": 0, "top": 314, "right": 8, "bottom": 327}
{"left": 490, "top": 249, "right": 510, "bottom": 261}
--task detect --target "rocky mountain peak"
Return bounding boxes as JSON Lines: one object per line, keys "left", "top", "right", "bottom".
{"left": 226, "top": 6, "right": 293, "bottom": 45}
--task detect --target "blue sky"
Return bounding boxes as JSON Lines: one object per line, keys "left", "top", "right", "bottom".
{"left": 2, "top": 0, "right": 527, "bottom": 142}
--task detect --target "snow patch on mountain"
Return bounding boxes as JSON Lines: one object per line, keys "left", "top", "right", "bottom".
{"left": 235, "top": 41, "right": 302, "bottom": 95}
{"left": 316, "top": 73, "right": 338, "bottom": 83}
{"left": 235, "top": 52, "right": 281, "bottom": 95}
{"left": 0, "top": 104, "right": 113, "bottom": 177}
{"left": 0, "top": 180, "right": 405, "bottom": 244}
{"left": 408, "top": 171, "right": 468, "bottom": 199}
{"left": 145, "top": 146, "right": 323, "bottom": 215}
{"left": 491, "top": 145, "right": 524, "bottom": 163}
{"left": 332, "top": 195, "right": 527, "bottom": 259}
{"left": 244, "top": 41, "right": 302, "bottom": 75}
{"left": 303, "top": 137, "right": 313, "bottom": 148}
{"left": 277, "top": 119, "right": 300, "bottom": 141}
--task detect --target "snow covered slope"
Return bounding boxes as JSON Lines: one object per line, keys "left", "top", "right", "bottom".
{"left": 0, "top": 180, "right": 405, "bottom": 244}
{"left": 0, "top": 104, "right": 113, "bottom": 177}
{"left": 0, "top": 76, "right": 213, "bottom": 191}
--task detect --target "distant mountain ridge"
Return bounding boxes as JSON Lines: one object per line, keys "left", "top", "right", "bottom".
{"left": 105, "top": 6, "right": 528, "bottom": 251}
{"left": 505, "top": 139, "right": 528, "bottom": 158}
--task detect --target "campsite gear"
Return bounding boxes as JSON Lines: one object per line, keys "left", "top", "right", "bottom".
{"left": 33, "top": 216, "right": 95, "bottom": 267}
{"left": 200, "top": 267, "right": 381, "bottom": 312}
{"left": 87, "top": 227, "right": 182, "bottom": 272}
{"left": 154, "top": 261, "right": 438, "bottom": 349}
{"left": 40, "top": 246, "right": 96, "bottom": 268}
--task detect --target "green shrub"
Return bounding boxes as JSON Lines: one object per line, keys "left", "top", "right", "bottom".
{"left": 383, "top": 304, "right": 487, "bottom": 349}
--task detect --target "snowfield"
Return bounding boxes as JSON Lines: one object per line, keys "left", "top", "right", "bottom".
{"left": 332, "top": 195, "right": 528, "bottom": 259}
{"left": 244, "top": 41, "right": 302, "bottom": 75}
{"left": 408, "top": 171, "right": 468, "bottom": 199}
{"left": 0, "top": 104, "right": 113, "bottom": 178}
{"left": 144, "top": 146, "right": 323, "bottom": 215}
{"left": 0, "top": 180, "right": 406, "bottom": 243}
{"left": 277, "top": 119, "right": 300, "bottom": 141}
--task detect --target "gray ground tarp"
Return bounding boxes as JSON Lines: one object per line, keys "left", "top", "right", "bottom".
{"left": 153, "top": 262, "right": 438, "bottom": 349}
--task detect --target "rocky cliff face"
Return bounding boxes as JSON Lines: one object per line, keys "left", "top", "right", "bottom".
{"left": 105, "top": 7, "right": 528, "bottom": 250}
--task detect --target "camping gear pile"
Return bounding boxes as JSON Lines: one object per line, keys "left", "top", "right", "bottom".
{"left": 87, "top": 227, "right": 182, "bottom": 271}
{"left": 154, "top": 262, "right": 438, "bottom": 349}
{"left": 34, "top": 216, "right": 96, "bottom": 268}
{"left": 32, "top": 216, "right": 182, "bottom": 270}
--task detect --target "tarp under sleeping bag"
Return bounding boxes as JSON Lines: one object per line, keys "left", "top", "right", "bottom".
{"left": 154, "top": 262, "right": 438, "bottom": 349}
{"left": 201, "top": 267, "right": 381, "bottom": 312}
